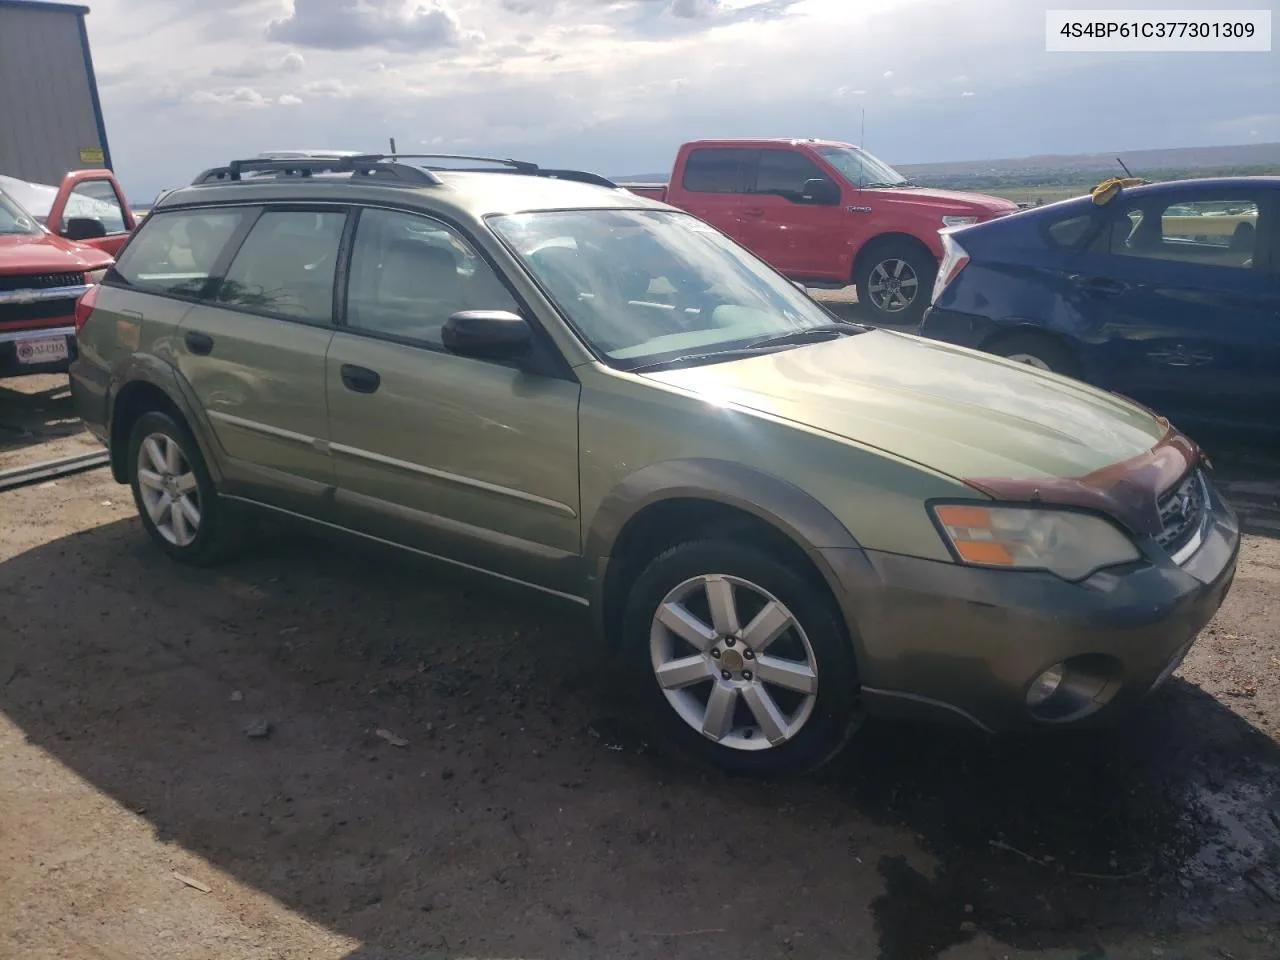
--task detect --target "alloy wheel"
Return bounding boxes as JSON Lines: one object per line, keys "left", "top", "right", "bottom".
{"left": 136, "top": 433, "right": 201, "bottom": 547}
{"left": 867, "top": 258, "right": 919, "bottom": 313}
{"left": 649, "top": 574, "right": 819, "bottom": 751}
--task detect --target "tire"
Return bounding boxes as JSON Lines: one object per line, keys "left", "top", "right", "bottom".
{"left": 853, "top": 240, "right": 937, "bottom": 325}
{"left": 126, "top": 410, "right": 243, "bottom": 565}
{"left": 621, "top": 540, "right": 862, "bottom": 777}
{"left": 987, "top": 332, "right": 1081, "bottom": 379}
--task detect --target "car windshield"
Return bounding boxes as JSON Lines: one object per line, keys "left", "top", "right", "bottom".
{"left": 489, "top": 209, "right": 855, "bottom": 369}
{"left": 0, "top": 188, "right": 42, "bottom": 236}
{"left": 815, "top": 145, "right": 909, "bottom": 188}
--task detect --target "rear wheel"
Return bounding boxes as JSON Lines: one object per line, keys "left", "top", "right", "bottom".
{"left": 622, "top": 540, "right": 862, "bottom": 777}
{"left": 127, "top": 410, "right": 242, "bottom": 565}
{"left": 854, "top": 240, "right": 937, "bottom": 325}
{"left": 987, "top": 332, "right": 1081, "bottom": 379}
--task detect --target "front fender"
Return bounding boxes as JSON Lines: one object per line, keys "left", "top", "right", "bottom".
{"left": 583, "top": 457, "right": 880, "bottom": 653}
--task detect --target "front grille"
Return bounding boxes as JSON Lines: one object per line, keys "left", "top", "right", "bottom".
{"left": 0, "top": 272, "right": 83, "bottom": 293}
{"left": 1154, "top": 469, "right": 1208, "bottom": 561}
{"left": 0, "top": 300, "right": 76, "bottom": 324}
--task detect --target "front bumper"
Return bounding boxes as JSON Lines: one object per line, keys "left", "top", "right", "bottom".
{"left": 0, "top": 325, "right": 77, "bottom": 377}
{"left": 826, "top": 483, "right": 1240, "bottom": 733}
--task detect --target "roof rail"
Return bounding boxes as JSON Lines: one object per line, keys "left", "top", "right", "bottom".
{"left": 190, "top": 154, "right": 442, "bottom": 186}
{"left": 188, "top": 152, "right": 619, "bottom": 190}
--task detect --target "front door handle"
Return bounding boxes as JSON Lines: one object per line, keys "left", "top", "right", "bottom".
{"left": 1074, "top": 276, "right": 1128, "bottom": 298}
{"left": 184, "top": 331, "right": 214, "bottom": 355}
{"left": 340, "top": 364, "right": 381, "bottom": 394}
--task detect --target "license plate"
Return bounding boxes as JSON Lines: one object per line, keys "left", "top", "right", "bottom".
{"left": 14, "top": 335, "right": 69, "bottom": 365}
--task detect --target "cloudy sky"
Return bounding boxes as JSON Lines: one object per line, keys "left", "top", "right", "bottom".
{"left": 80, "top": 0, "right": 1278, "bottom": 200}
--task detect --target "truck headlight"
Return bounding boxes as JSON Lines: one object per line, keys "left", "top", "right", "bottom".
{"left": 931, "top": 504, "right": 1140, "bottom": 581}
{"left": 85, "top": 268, "right": 109, "bottom": 285}
{"left": 941, "top": 216, "right": 979, "bottom": 228}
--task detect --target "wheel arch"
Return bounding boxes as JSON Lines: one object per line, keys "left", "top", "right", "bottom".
{"left": 850, "top": 231, "right": 937, "bottom": 284}
{"left": 584, "top": 459, "right": 874, "bottom": 651}
{"left": 977, "top": 323, "right": 1084, "bottom": 375}
{"left": 107, "top": 357, "right": 223, "bottom": 486}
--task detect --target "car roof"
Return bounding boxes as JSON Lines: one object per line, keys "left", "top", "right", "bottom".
{"left": 1115, "top": 175, "right": 1280, "bottom": 195}
{"left": 684, "top": 137, "right": 855, "bottom": 149}
{"left": 152, "top": 158, "right": 667, "bottom": 222}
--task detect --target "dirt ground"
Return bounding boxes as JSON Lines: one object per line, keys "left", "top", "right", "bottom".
{"left": 2, "top": 372, "right": 1279, "bottom": 960}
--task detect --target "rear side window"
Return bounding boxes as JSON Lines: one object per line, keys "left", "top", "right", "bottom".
{"left": 681, "top": 148, "right": 755, "bottom": 194}
{"left": 752, "top": 149, "right": 827, "bottom": 201}
{"left": 110, "top": 209, "right": 246, "bottom": 297}
{"left": 216, "top": 210, "right": 347, "bottom": 322}
{"left": 1108, "top": 196, "right": 1261, "bottom": 270}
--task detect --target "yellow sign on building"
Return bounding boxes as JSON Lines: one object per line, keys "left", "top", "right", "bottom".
{"left": 79, "top": 146, "right": 105, "bottom": 165}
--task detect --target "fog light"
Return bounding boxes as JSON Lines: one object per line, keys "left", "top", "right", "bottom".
{"left": 1027, "top": 663, "right": 1065, "bottom": 707}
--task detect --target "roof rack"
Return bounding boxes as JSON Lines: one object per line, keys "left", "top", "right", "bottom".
{"left": 189, "top": 152, "right": 618, "bottom": 189}
{"left": 191, "top": 154, "right": 441, "bottom": 186}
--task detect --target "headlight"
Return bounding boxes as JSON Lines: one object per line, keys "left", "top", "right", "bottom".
{"left": 85, "top": 268, "right": 108, "bottom": 284}
{"left": 941, "top": 215, "right": 979, "bottom": 228}
{"left": 932, "top": 504, "right": 1140, "bottom": 581}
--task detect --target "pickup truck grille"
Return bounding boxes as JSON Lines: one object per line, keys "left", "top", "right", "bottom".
{"left": 0, "top": 272, "right": 87, "bottom": 325}
{"left": 1154, "top": 469, "right": 1208, "bottom": 562}
{"left": 0, "top": 272, "right": 84, "bottom": 293}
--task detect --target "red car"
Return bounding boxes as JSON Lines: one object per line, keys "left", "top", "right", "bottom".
{"left": 0, "top": 168, "right": 134, "bottom": 377}
{"left": 623, "top": 138, "right": 1017, "bottom": 323}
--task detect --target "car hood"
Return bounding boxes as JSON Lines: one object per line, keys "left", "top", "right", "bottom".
{"left": 0, "top": 231, "right": 112, "bottom": 274}
{"left": 867, "top": 186, "right": 1018, "bottom": 217}
{"left": 642, "top": 330, "right": 1168, "bottom": 483}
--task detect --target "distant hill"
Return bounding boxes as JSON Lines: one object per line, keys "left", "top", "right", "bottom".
{"left": 613, "top": 141, "right": 1280, "bottom": 185}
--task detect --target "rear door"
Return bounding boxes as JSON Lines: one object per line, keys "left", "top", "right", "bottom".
{"left": 674, "top": 148, "right": 756, "bottom": 245}
{"left": 740, "top": 147, "right": 847, "bottom": 281}
{"left": 1069, "top": 185, "right": 1275, "bottom": 428}
{"left": 324, "top": 206, "right": 582, "bottom": 596}
{"left": 49, "top": 170, "right": 136, "bottom": 255}
{"left": 174, "top": 205, "right": 347, "bottom": 514}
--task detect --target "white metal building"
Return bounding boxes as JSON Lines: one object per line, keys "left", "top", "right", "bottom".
{"left": 0, "top": 0, "right": 112, "bottom": 185}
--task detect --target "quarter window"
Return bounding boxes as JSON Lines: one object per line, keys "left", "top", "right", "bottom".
{"left": 217, "top": 210, "right": 347, "bottom": 322}
{"left": 110, "top": 209, "right": 246, "bottom": 297}
{"left": 681, "top": 148, "right": 755, "bottom": 194}
{"left": 1109, "top": 197, "right": 1260, "bottom": 269}
{"left": 345, "top": 208, "right": 517, "bottom": 347}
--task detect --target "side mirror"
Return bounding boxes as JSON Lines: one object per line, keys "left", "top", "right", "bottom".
{"left": 62, "top": 217, "right": 109, "bottom": 241}
{"left": 441, "top": 310, "right": 532, "bottom": 360}
{"left": 800, "top": 178, "right": 840, "bottom": 205}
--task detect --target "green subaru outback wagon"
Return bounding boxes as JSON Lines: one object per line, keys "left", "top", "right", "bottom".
{"left": 70, "top": 153, "right": 1239, "bottom": 776}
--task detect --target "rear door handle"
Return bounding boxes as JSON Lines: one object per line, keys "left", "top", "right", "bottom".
{"left": 183, "top": 331, "right": 214, "bottom": 355}
{"left": 1074, "top": 276, "right": 1128, "bottom": 298}
{"left": 340, "top": 364, "right": 381, "bottom": 394}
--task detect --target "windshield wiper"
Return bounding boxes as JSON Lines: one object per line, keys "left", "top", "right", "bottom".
{"left": 625, "top": 323, "right": 862, "bottom": 373}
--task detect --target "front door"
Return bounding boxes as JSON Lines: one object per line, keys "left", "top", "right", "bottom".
{"left": 739, "top": 147, "right": 848, "bottom": 281}
{"left": 175, "top": 206, "right": 347, "bottom": 513}
{"left": 51, "top": 171, "right": 137, "bottom": 255}
{"left": 324, "top": 207, "right": 582, "bottom": 597}
{"left": 1070, "top": 186, "right": 1274, "bottom": 429}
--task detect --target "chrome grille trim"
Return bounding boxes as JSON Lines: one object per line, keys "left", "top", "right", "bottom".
{"left": 1155, "top": 468, "right": 1208, "bottom": 565}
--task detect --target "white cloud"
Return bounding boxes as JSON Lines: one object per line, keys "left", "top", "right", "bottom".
{"left": 75, "top": 0, "right": 1276, "bottom": 200}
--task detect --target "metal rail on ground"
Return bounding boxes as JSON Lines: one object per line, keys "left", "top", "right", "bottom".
{"left": 0, "top": 450, "right": 111, "bottom": 493}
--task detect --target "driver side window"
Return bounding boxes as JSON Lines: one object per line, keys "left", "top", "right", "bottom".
{"left": 65, "top": 179, "right": 127, "bottom": 235}
{"left": 345, "top": 208, "right": 518, "bottom": 348}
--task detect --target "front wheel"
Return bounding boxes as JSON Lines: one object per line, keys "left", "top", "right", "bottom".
{"left": 854, "top": 241, "right": 937, "bottom": 325}
{"left": 621, "top": 540, "right": 862, "bottom": 777}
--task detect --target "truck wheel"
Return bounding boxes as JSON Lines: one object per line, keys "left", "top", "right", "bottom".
{"left": 621, "top": 539, "right": 862, "bottom": 778}
{"left": 854, "top": 241, "right": 937, "bottom": 325}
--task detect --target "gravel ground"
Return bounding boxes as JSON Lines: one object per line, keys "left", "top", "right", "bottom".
{"left": 2, "top": 373, "right": 1279, "bottom": 960}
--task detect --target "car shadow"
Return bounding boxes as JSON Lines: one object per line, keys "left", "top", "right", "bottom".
{"left": 0, "top": 376, "right": 82, "bottom": 456}
{"left": 2, "top": 514, "right": 1278, "bottom": 960}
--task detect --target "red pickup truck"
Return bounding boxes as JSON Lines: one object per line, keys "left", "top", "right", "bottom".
{"left": 0, "top": 168, "right": 135, "bottom": 377}
{"left": 623, "top": 138, "right": 1018, "bottom": 323}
